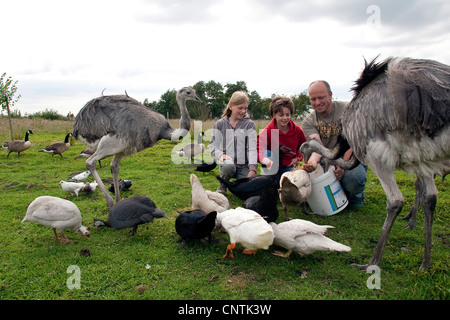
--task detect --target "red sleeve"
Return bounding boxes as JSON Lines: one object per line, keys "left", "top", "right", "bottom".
{"left": 257, "top": 128, "right": 271, "bottom": 163}
{"left": 296, "top": 127, "right": 307, "bottom": 161}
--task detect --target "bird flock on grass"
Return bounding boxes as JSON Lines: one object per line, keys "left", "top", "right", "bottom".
{"left": 8, "top": 55, "right": 450, "bottom": 271}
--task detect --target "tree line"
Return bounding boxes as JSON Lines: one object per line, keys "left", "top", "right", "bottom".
{"left": 143, "top": 80, "right": 311, "bottom": 120}
{"left": 2, "top": 74, "right": 311, "bottom": 124}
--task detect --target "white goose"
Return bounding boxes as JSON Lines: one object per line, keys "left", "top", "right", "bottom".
{"left": 270, "top": 219, "right": 351, "bottom": 258}
{"left": 190, "top": 174, "right": 229, "bottom": 213}
{"left": 216, "top": 207, "right": 274, "bottom": 258}
{"left": 22, "top": 196, "right": 90, "bottom": 242}
{"left": 278, "top": 168, "right": 313, "bottom": 220}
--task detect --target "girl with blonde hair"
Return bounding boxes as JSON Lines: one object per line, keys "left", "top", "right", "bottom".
{"left": 209, "top": 91, "right": 258, "bottom": 194}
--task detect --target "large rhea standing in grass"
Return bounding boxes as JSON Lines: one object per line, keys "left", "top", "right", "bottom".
{"left": 301, "top": 57, "right": 450, "bottom": 270}
{"left": 73, "top": 87, "right": 201, "bottom": 210}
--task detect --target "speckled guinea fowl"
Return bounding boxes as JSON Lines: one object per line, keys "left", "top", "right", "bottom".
{"left": 22, "top": 196, "right": 90, "bottom": 242}
{"left": 94, "top": 196, "right": 167, "bottom": 236}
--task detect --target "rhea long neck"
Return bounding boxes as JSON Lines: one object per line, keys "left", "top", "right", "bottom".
{"left": 171, "top": 96, "right": 191, "bottom": 141}
{"left": 177, "top": 96, "right": 191, "bottom": 131}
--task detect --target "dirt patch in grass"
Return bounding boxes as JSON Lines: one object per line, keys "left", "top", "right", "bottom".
{"left": 226, "top": 271, "right": 259, "bottom": 291}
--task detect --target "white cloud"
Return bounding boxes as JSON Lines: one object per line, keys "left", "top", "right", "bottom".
{"left": 1, "top": 0, "right": 449, "bottom": 116}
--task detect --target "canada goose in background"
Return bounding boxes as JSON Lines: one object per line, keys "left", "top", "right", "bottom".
{"left": 2, "top": 129, "right": 34, "bottom": 157}
{"left": 39, "top": 133, "right": 72, "bottom": 158}
{"left": 22, "top": 196, "right": 90, "bottom": 242}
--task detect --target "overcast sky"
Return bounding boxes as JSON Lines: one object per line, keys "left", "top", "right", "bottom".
{"left": 2, "top": 0, "right": 449, "bottom": 116}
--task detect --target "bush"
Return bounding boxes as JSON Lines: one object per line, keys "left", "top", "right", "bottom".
{"left": 28, "top": 108, "right": 65, "bottom": 120}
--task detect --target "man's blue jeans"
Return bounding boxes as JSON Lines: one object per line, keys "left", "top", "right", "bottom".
{"left": 340, "top": 163, "right": 367, "bottom": 208}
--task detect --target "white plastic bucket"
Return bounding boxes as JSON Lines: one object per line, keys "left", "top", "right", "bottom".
{"left": 306, "top": 166, "right": 348, "bottom": 216}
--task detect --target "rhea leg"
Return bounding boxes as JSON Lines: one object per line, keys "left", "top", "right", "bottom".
{"left": 355, "top": 167, "right": 404, "bottom": 270}
{"left": 86, "top": 157, "right": 114, "bottom": 210}
{"left": 85, "top": 134, "right": 127, "bottom": 210}
{"left": 399, "top": 174, "right": 436, "bottom": 269}
{"left": 401, "top": 177, "right": 420, "bottom": 229}
{"left": 110, "top": 155, "right": 124, "bottom": 204}
{"left": 418, "top": 174, "right": 437, "bottom": 270}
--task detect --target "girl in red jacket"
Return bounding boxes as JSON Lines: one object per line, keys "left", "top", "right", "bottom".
{"left": 257, "top": 96, "right": 307, "bottom": 172}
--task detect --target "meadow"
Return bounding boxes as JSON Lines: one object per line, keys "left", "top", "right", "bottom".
{"left": 0, "top": 117, "right": 448, "bottom": 301}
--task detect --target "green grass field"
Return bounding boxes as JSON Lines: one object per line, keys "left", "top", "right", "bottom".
{"left": 0, "top": 118, "right": 448, "bottom": 300}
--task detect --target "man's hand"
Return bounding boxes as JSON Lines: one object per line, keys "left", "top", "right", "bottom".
{"left": 302, "top": 161, "right": 317, "bottom": 173}
{"left": 334, "top": 165, "right": 344, "bottom": 180}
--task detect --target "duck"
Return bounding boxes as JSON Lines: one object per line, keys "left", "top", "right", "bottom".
{"left": 216, "top": 145, "right": 295, "bottom": 199}
{"left": 93, "top": 196, "right": 168, "bottom": 236}
{"left": 59, "top": 180, "right": 84, "bottom": 197}
{"left": 2, "top": 129, "right": 34, "bottom": 158}
{"left": 75, "top": 148, "right": 103, "bottom": 168}
{"left": 242, "top": 180, "right": 279, "bottom": 223}
{"left": 175, "top": 209, "right": 217, "bottom": 242}
{"left": 216, "top": 207, "right": 274, "bottom": 258}
{"left": 278, "top": 164, "right": 323, "bottom": 220}
{"left": 190, "top": 174, "right": 229, "bottom": 213}
{"left": 175, "top": 132, "right": 205, "bottom": 160}
{"left": 68, "top": 171, "right": 91, "bottom": 182}
{"left": 22, "top": 196, "right": 90, "bottom": 242}
{"left": 39, "top": 132, "right": 72, "bottom": 158}
{"left": 269, "top": 219, "right": 351, "bottom": 258}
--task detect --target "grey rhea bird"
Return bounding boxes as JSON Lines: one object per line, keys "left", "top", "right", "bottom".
{"left": 2, "top": 129, "right": 34, "bottom": 158}
{"left": 93, "top": 196, "right": 168, "bottom": 236}
{"left": 301, "top": 56, "right": 450, "bottom": 270}
{"left": 401, "top": 160, "right": 450, "bottom": 230}
{"left": 72, "top": 87, "right": 202, "bottom": 210}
